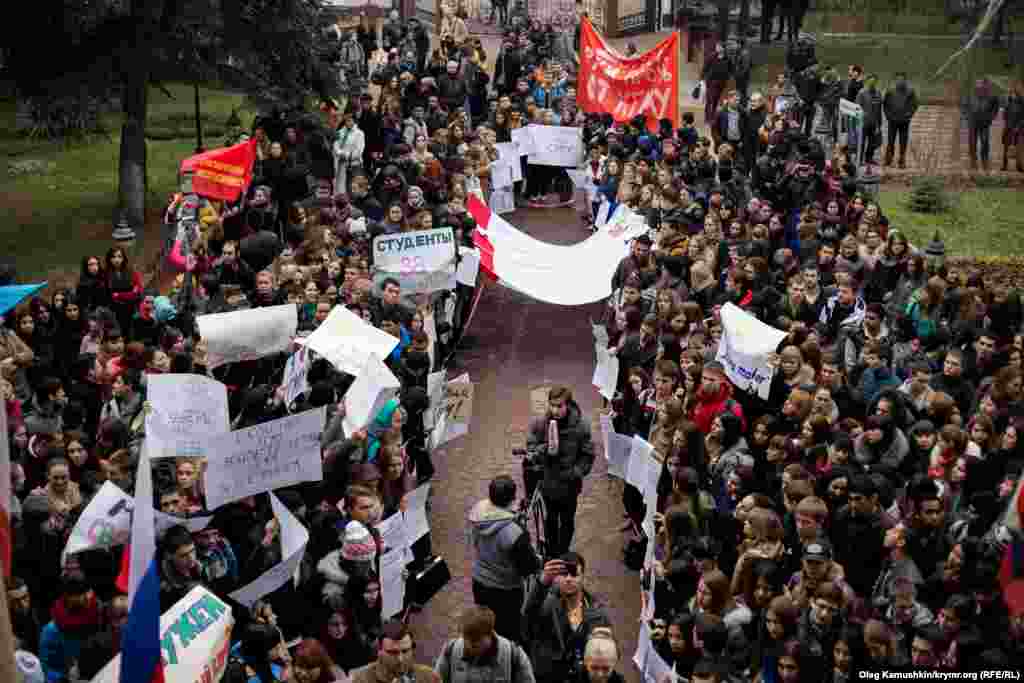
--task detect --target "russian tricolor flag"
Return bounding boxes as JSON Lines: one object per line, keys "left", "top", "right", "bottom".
{"left": 119, "top": 439, "right": 165, "bottom": 683}
{"left": 999, "top": 475, "right": 1024, "bottom": 615}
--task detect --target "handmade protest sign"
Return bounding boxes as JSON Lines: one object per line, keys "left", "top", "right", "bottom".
{"left": 145, "top": 374, "right": 230, "bottom": 437}
{"left": 90, "top": 586, "right": 234, "bottom": 683}
{"left": 489, "top": 160, "right": 514, "bottom": 190}
{"left": 197, "top": 304, "right": 297, "bottom": 369}
{"left": 155, "top": 511, "right": 213, "bottom": 536}
{"left": 61, "top": 482, "right": 133, "bottom": 564}
{"left": 716, "top": 302, "right": 788, "bottom": 400}
{"left": 304, "top": 304, "right": 399, "bottom": 376}
{"left": 343, "top": 354, "right": 401, "bottom": 437}
{"left": 456, "top": 247, "right": 481, "bottom": 287}
{"left": 229, "top": 492, "right": 310, "bottom": 607}
{"left": 431, "top": 374, "right": 473, "bottom": 447}
{"left": 598, "top": 414, "right": 632, "bottom": 480}
{"left": 592, "top": 346, "right": 618, "bottom": 401}
{"left": 372, "top": 228, "right": 457, "bottom": 294}
{"left": 526, "top": 125, "right": 583, "bottom": 167}
{"left": 204, "top": 407, "right": 326, "bottom": 510}
{"left": 282, "top": 346, "right": 311, "bottom": 407}
{"left": 404, "top": 483, "right": 431, "bottom": 542}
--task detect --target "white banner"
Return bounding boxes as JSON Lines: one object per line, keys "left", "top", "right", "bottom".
{"left": 282, "top": 346, "right": 311, "bottom": 407}
{"left": 509, "top": 127, "right": 536, "bottom": 156}
{"left": 145, "top": 374, "right": 230, "bottom": 437}
{"left": 204, "top": 407, "right": 326, "bottom": 510}
{"left": 526, "top": 125, "right": 583, "bottom": 167}
{"left": 155, "top": 511, "right": 213, "bottom": 536}
{"left": 489, "top": 188, "right": 515, "bottom": 215}
{"left": 716, "top": 302, "right": 788, "bottom": 401}
{"left": 197, "top": 304, "right": 297, "bottom": 369}
{"left": 343, "top": 354, "right": 401, "bottom": 438}
{"left": 62, "top": 482, "right": 133, "bottom": 564}
{"left": 489, "top": 160, "right": 514, "bottom": 189}
{"left": 598, "top": 414, "right": 631, "bottom": 480}
{"left": 229, "top": 492, "right": 310, "bottom": 607}
{"left": 89, "top": 586, "right": 233, "bottom": 683}
{"left": 372, "top": 228, "right": 457, "bottom": 295}
{"left": 304, "top": 304, "right": 399, "bottom": 377}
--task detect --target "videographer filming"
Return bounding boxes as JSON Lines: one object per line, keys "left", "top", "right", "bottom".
{"left": 526, "top": 386, "right": 595, "bottom": 558}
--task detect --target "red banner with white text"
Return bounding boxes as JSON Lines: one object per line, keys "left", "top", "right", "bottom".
{"left": 578, "top": 19, "right": 679, "bottom": 132}
{"left": 187, "top": 139, "right": 258, "bottom": 202}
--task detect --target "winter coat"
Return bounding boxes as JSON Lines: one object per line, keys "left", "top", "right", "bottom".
{"left": 526, "top": 401, "right": 595, "bottom": 501}
{"left": 853, "top": 427, "right": 910, "bottom": 473}
{"left": 963, "top": 89, "right": 1000, "bottom": 127}
{"left": 435, "top": 634, "right": 534, "bottom": 683}
{"left": 467, "top": 499, "right": 540, "bottom": 591}
{"left": 856, "top": 87, "right": 883, "bottom": 128}
{"left": 883, "top": 80, "right": 919, "bottom": 123}
{"left": 522, "top": 583, "right": 609, "bottom": 683}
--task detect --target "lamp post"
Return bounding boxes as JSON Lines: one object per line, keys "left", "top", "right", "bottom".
{"left": 112, "top": 212, "right": 136, "bottom": 242}
{"left": 194, "top": 81, "right": 205, "bottom": 154}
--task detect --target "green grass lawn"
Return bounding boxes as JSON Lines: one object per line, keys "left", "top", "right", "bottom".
{"left": 879, "top": 187, "right": 1024, "bottom": 259}
{"left": 751, "top": 36, "right": 1020, "bottom": 103}
{"left": 0, "top": 84, "right": 251, "bottom": 284}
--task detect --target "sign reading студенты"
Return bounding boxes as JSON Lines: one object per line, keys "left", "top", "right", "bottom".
{"left": 372, "top": 227, "right": 457, "bottom": 294}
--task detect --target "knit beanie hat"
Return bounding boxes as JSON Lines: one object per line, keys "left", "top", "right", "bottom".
{"left": 341, "top": 520, "right": 377, "bottom": 563}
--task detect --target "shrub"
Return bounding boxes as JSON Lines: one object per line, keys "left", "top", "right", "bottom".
{"left": 907, "top": 176, "right": 950, "bottom": 213}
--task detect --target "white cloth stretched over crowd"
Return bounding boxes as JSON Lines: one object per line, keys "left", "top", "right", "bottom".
{"left": 466, "top": 195, "right": 639, "bottom": 306}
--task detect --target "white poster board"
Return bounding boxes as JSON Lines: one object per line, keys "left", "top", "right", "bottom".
{"left": 592, "top": 346, "right": 619, "bottom": 401}
{"left": 526, "top": 125, "right": 583, "bottom": 167}
{"left": 304, "top": 304, "right": 399, "bottom": 376}
{"left": 204, "top": 407, "right": 326, "bottom": 510}
{"left": 715, "top": 303, "right": 788, "bottom": 400}
{"left": 510, "top": 127, "right": 536, "bottom": 156}
{"left": 62, "top": 482, "right": 133, "bottom": 564}
{"left": 197, "top": 304, "right": 297, "bottom": 369}
{"left": 282, "top": 347, "right": 311, "bottom": 407}
{"left": 146, "top": 374, "right": 230, "bottom": 437}
{"left": 343, "top": 354, "right": 401, "bottom": 437}
{"left": 372, "top": 228, "right": 457, "bottom": 295}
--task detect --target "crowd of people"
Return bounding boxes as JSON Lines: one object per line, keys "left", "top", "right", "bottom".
{"left": 2, "top": 9, "right": 1024, "bottom": 683}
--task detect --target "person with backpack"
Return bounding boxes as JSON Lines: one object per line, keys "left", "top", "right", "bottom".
{"left": 467, "top": 475, "right": 542, "bottom": 644}
{"left": 435, "top": 606, "right": 536, "bottom": 683}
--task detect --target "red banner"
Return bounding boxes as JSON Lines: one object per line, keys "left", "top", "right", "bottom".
{"left": 578, "top": 19, "right": 679, "bottom": 132}
{"left": 188, "top": 139, "right": 257, "bottom": 202}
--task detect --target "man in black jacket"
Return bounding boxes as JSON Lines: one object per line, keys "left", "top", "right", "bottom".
{"left": 882, "top": 72, "right": 919, "bottom": 169}
{"left": 526, "top": 387, "right": 595, "bottom": 558}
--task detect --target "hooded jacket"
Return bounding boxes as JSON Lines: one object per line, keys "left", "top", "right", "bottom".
{"left": 468, "top": 499, "right": 540, "bottom": 591}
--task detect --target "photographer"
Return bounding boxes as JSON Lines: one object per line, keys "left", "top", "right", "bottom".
{"left": 523, "top": 553, "right": 611, "bottom": 683}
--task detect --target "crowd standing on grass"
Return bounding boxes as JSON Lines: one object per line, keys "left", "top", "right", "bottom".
{"left": 3, "top": 8, "right": 1024, "bottom": 683}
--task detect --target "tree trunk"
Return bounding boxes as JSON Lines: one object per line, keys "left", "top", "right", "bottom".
{"left": 117, "top": 65, "right": 148, "bottom": 234}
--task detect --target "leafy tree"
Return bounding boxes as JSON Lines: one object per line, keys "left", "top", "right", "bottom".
{"left": 1, "top": 0, "right": 339, "bottom": 234}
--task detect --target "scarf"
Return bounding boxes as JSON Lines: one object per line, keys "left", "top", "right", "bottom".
{"left": 51, "top": 593, "right": 100, "bottom": 632}
{"left": 367, "top": 397, "right": 401, "bottom": 462}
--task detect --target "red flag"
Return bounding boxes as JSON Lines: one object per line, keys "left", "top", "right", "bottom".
{"left": 577, "top": 19, "right": 680, "bottom": 132}
{"left": 188, "top": 139, "right": 258, "bottom": 202}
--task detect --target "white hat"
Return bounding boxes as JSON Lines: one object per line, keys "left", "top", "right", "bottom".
{"left": 16, "top": 651, "right": 44, "bottom": 683}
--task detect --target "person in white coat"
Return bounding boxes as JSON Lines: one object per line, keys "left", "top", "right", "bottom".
{"left": 333, "top": 110, "right": 365, "bottom": 196}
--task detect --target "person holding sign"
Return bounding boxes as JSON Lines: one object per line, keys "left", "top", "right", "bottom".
{"left": 526, "top": 387, "right": 595, "bottom": 558}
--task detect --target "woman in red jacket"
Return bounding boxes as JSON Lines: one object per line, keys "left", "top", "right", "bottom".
{"left": 105, "top": 247, "right": 143, "bottom": 333}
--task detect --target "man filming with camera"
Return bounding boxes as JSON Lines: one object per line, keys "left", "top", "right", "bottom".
{"left": 523, "top": 552, "right": 611, "bottom": 683}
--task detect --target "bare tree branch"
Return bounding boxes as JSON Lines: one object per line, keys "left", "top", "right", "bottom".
{"left": 933, "top": 0, "right": 1007, "bottom": 78}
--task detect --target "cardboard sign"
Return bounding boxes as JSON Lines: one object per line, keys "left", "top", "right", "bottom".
{"left": 197, "top": 304, "right": 297, "bottom": 369}
{"left": 343, "top": 354, "right": 401, "bottom": 437}
{"left": 204, "top": 408, "right": 326, "bottom": 510}
{"left": 525, "top": 125, "right": 583, "bottom": 167}
{"left": 372, "top": 228, "right": 457, "bottom": 294}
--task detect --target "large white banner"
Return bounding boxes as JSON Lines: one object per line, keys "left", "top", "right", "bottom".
{"left": 145, "top": 374, "right": 230, "bottom": 437}
{"left": 372, "top": 228, "right": 457, "bottom": 294}
{"left": 716, "top": 302, "right": 788, "bottom": 401}
{"left": 90, "top": 586, "right": 234, "bottom": 683}
{"left": 229, "top": 492, "right": 310, "bottom": 607}
{"left": 303, "top": 305, "right": 399, "bottom": 377}
{"left": 343, "top": 354, "right": 401, "bottom": 437}
{"left": 468, "top": 195, "right": 631, "bottom": 306}
{"left": 197, "top": 304, "right": 297, "bottom": 369}
{"left": 62, "top": 482, "right": 133, "bottom": 564}
{"left": 526, "top": 125, "right": 583, "bottom": 167}
{"left": 204, "top": 407, "right": 326, "bottom": 510}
